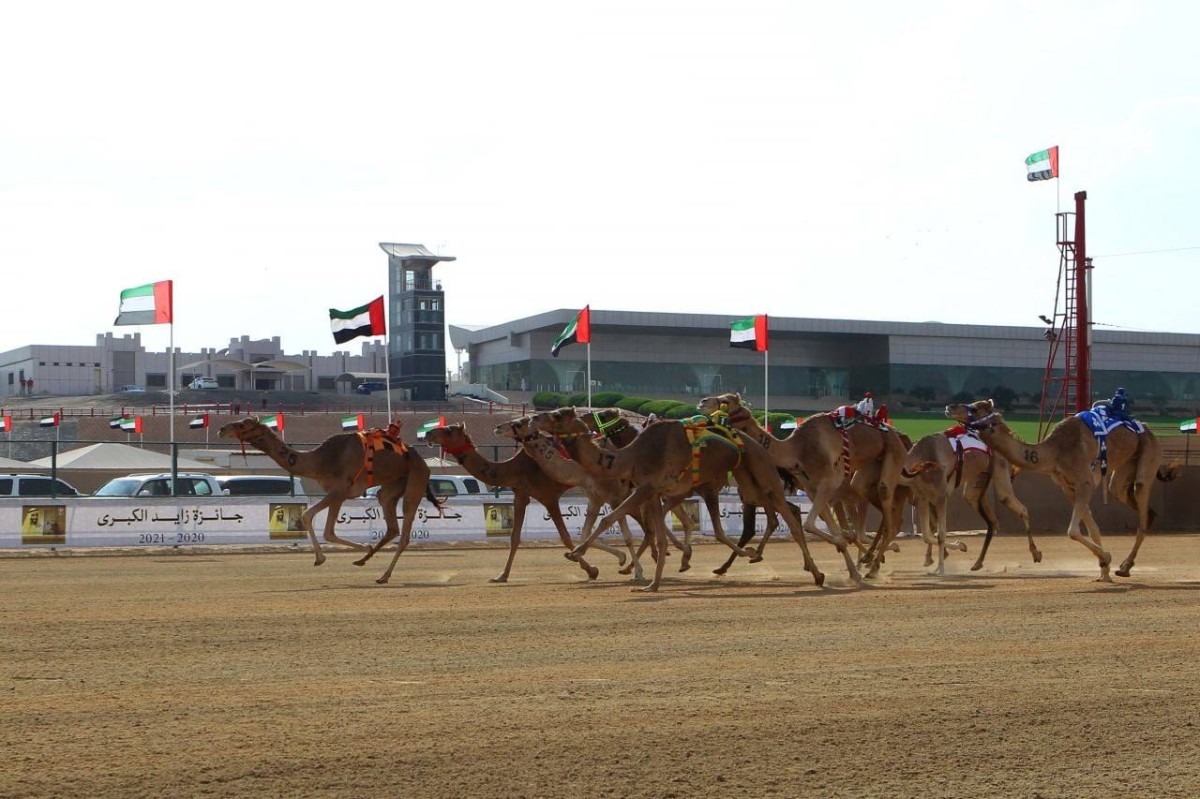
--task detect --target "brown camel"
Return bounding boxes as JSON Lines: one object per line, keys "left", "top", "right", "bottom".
{"left": 576, "top": 408, "right": 699, "bottom": 571}
{"left": 945, "top": 399, "right": 1174, "bottom": 581}
{"left": 218, "top": 417, "right": 436, "bottom": 584}
{"left": 529, "top": 408, "right": 826, "bottom": 592}
{"left": 424, "top": 424, "right": 626, "bottom": 582}
{"left": 901, "top": 431, "right": 1034, "bottom": 574}
{"left": 698, "top": 392, "right": 907, "bottom": 579}
{"left": 494, "top": 416, "right": 691, "bottom": 582}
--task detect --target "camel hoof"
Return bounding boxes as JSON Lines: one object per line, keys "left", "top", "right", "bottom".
{"left": 813, "top": 571, "right": 826, "bottom": 587}
{"left": 585, "top": 565, "right": 600, "bottom": 580}
{"left": 954, "top": 542, "right": 968, "bottom": 552}
{"left": 888, "top": 544, "right": 900, "bottom": 553}
{"left": 617, "top": 564, "right": 634, "bottom": 576}
{"left": 970, "top": 562, "right": 984, "bottom": 572}
{"left": 615, "top": 551, "right": 627, "bottom": 566}
{"left": 635, "top": 584, "right": 659, "bottom": 593}
{"left": 313, "top": 555, "right": 326, "bottom": 567}
{"left": 1115, "top": 567, "right": 1132, "bottom": 578}
{"left": 678, "top": 562, "right": 691, "bottom": 574}
{"left": 375, "top": 577, "right": 389, "bottom": 585}
{"left": 352, "top": 558, "right": 366, "bottom": 567}
{"left": 923, "top": 557, "right": 934, "bottom": 567}
{"left": 489, "top": 576, "right": 508, "bottom": 583}
{"left": 1032, "top": 551, "right": 1043, "bottom": 564}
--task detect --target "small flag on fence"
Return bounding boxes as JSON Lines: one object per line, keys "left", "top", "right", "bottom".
{"left": 39, "top": 413, "right": 60, "bottom": 428}
{"left": 1181, "top": 418, "right": 1198, "bottom": 434}
{"left": 262, "top": 413, "right": 284, "bottom": 432}
{"left": 1, "top": 416, "right": 11, "bottom": 433}
{"left": 120, "top": 416, "right": 143, "bottom": 434}
{"left": 109, "top": 414, "right": 127, "bottom": 429}
{"left": 341, "top": 414, "right": 365, "bottom": 431}
{"left": 416, "top": 416, "right": 446, "bottom": 440}
{"left": 189, "top": 414, "right": 210, "bottom": 430}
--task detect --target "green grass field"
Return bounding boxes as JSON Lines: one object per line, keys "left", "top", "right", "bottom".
{"left": 880, "top": 412, "right": 1190, "bottom": 442}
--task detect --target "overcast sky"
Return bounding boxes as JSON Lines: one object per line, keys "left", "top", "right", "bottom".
{"left": 3, "top": 2, "right": 1198, "bottom": 357}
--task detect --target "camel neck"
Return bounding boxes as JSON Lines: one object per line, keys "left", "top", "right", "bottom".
{"left": 246, "top": 429, "right": 304, "bottom": 475}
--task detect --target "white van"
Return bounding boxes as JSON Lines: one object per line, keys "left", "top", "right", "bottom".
{"left": 0, "top": 473, "right": 81, "bottom": 498}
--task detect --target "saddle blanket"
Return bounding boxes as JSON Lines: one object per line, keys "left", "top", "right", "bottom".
{"left": 942, "top": 426, "right": 988, "bottom": 454}
{"left": 1076, "top": 408, "right": 1145, "bottom": 437}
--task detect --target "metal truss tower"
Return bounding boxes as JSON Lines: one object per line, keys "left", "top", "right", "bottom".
{"left": 1039, "top": 190, "right": 1092, "bottom": 437}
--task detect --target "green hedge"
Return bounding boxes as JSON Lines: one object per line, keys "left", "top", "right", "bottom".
{"left": 532, "top": 391, "right": 568, "bottom": 410}
{"left": 615, "top": 396, "right": 654, "bottom": 413}
{"left": 590, "top": 391, "right": 625, "bottom": 408}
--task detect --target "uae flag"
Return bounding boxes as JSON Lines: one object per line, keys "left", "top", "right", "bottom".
{"left": 109, "top": 414, "right": 127, "bottom": 429}
{"left": 329, "top": 296, "right": 386, "bottom": 344}
{"left": 730, "top": 315, "right": 769, "bottom": 352}
{"left": 120, "top": 416, "right": 143, "bottom": 433}
{"left": 341, "top": 414, "right": 365, "bottom": 431}
{"left": 416, "top": 416, "right": 446, "bottom": 440}
{"left": 551, "top": 306, "right": 590, "bottom": 357}
{"left": 1025, "top": 146, "right": 1059, "bottom": 181}
{"left": 189, "top": 414, "right": 210, "bottom": 430}
{"left": 114, "top": 281, "right": 173, "bottom": 325}
{"left": 1181, "top": 418, "right": 1198, "bottom": 434}
{"left": 1, "top": 415, "right": 11, "bottom": 433}
{"left": 262, "top": 413, "right": 284, "bottom": 431}
{"left": 39, "top": 413, "right": 60, "bottom": 428}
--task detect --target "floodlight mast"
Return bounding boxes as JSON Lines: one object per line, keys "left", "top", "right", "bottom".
{"left": 1039, "top": 190, "right": 1091, "bottom": 438}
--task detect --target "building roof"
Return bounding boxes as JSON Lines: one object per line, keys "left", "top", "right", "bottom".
{"left": 30, "top": 443, "right": 220, "bottom": 471}
{"left": 378, "top": 242, "right": 456, "bottom": 263}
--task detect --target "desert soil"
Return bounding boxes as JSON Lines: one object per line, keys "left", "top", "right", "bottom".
{"left": 3, "top": 533, "right": 1199, "bottom": 799}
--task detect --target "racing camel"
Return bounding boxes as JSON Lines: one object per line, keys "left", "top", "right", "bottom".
{"left": 529, "top": 408, "right": 827, "bottom": 592}
{"left": 698, "top": 392, "right": 906, "bottom": 579}
{"left": 945, "top": 399, "right": 1174, "bottom": 581}
{"left": 218, "top": 417, "right": 436, "bottom": 584}
{"left": 424, "top": 423, "right": 628, "bottom": 582}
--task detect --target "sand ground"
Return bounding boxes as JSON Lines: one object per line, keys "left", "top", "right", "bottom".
{"left": 3, "top": 533, "right": 1199, "bottom": 799}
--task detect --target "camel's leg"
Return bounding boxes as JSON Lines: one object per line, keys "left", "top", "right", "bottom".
{"left": 1115, "top": 461, "right": 1156, "bottom": 578}
{"left": 298, "top": 494, "right": 337, "bottom": 566}
{"left": 569, "top": 483, "right": 654, "bottom": 559}
{"left": 774, "top": 498, "right": 825, "bottom": 586}
{"left": 353, "top": 483, "right": 405, "bottom": 567}
{"left": 614, "top": 516, "right": 645, "bottom": 581}
{"left": 375, "top": 481, "right": 427, "bottom": 584}
{"left": 993, "top": 460, "right": 1039, "bottom": 564}
{"left": 965, "top": 480, "right": 1000, "bottom": 572}
{"left": 699, "top": 489, "right": 752, "bottom": 558}
{"left": 637, "top": 497, "right": 670, "bottom": 593}
{"left": 713, "top": 502, "right": 759, "bottom": 576}
{"left": 655, "top": 495, "right": 694, "bottom": 572}
{"left": 572, "top": 496, "right": 629, "bottom": 566}
{"left": 491, "top": 496, "right": 530, "bottom": 583}
{"left": 547, "top": 504, "right": 600, "bottom": 580}
{"left": 1063, "top": 486, "right": 1112, "bottom": 582}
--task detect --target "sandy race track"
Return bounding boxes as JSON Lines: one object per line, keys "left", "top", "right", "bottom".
{"left": 4, "top": 533, "right": 1200, "bottom": 798}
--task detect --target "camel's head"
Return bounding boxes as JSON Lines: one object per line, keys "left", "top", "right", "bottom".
{"left": 529, "top": 407, "right": 587, "bottom": 437}
{"left": 696, "top": 392, "right": 744, "bottom": 416}
{"left": 580, "top": 408, "right": 631, "bottom": 441}
{"left": 944, "top": 399, "right": 996, "bottom": 427}
{"left": 495, "top": 416, "right": 538, "bottom": 442}
{"left": 424, "top": 423, "right": 469, "bottom": 450}
{"left": 217, "top": 417, "right": 267, "bottom": 442}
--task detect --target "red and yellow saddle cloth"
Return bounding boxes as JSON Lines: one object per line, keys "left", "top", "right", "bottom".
{"left": 680, "top": 414, "right": 744, "bottom": 485}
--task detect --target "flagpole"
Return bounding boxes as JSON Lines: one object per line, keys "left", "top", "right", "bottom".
{"left": 763, "top": 349, "right": 769, "bottom": 424}
{"left": 384, "top": 336, "right": 393, "bottom": 422}
{"left": 586, "top": 342, "right": 592, "bottom": 408}
{"left": 169, "top": 321, "right": 176, "bottom": 449}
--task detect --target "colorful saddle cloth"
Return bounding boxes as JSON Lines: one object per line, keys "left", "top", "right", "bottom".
{"left": 826, "top": 406, "right": 900, "bottom": 477}
{"left": 679, "top": 414, "right": 744, "bottom": 485}
{"left": 354, "top": 429, "right": 408, "bottom": 488}
{"left": 942, "top": 425, "right": 989, "bottom": 454}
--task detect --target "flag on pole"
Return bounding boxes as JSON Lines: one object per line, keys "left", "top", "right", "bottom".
{"left": 1025, "top": 146, "right": 1059, "bottom": 181}
{"left": 416, "top": 416, "right": 446, "bottom": 440}
{"left": 730, "top": 315, "right": 769, "bottom": 352}
{"left": 551, "top": 306, "right": 591, "bottom": 357}
{"left": 329, "top": 296, "right": 386, "bottom": 344}
{"left": 341, "top": 414, "right": 365, "bottom": 431}
{"left": 120, "top": 416, "right": 143, "bottom": 433}
{"left": 109, "top": 414, "right": 127, "bottom": 429}
{"left": 39, "top": 412, "right": 60, "bottom": 428}
{"left": 1, "top": 415, "right": 10, "bottom": 433}
{"left": 114, "top": 281, "right": 173, "bottom": 325}
{"left": 189, "top": 414, "right": 210, "bottom": 430}
{"left": 262, "top": 413, "right": 284, "bottom": 431}
{"left": 1181, "top": 418, "right": 1198, "bottom": 434}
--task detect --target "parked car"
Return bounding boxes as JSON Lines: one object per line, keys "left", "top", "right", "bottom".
{"left": 365, "top": 475, "right": 486, "bottom": 498}
{"left": 0, "top": 473, "right": 81, "bottom": 498}
{"left": 93, "top": 473, "right": 228, "bottom": 497}
{"left": 216, "top": 475, "right": 309, "bottom": 497}
{"left": 354, "top": 381, "right": 388, "bottom": 395}
{"left": 119, "top": 384, "right": 146, "bottom": 393}
{"left": 187, "top": 377, "right": 219, "bottom": 390}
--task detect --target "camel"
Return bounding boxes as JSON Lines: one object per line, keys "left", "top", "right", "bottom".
{"left": 529, "top": 408, "right": 827, "bottom": 592}
{"left": 901, "top": 431, "right": 1034, "bottom": 574}
{"left": 697, "top": 392, "right": 906, "bottom": 579}
{"left": 218, "top": 417, "right": 436, "bottom": 584}
{"left": 424, "top": 424, "right": 626, "bottom": 582}
{"left": 944, "top": 399, "right": 1175, "bottom": 581}
{"left": 494, "top": 416, "right": 690, "bottom": 582}
{"left": 576, "top": 408, "right": 699, "bottom": 571}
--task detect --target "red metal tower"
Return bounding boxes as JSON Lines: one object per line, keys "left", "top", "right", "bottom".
{"left": 1039, "top": 190, "right": 1092, "bottom": 437}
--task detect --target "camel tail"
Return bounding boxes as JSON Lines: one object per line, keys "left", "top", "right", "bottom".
{"left": 425, "top": 486, "right": 445, "bottom": 508}
{"left": 901, "top": 462, "right": 932, "bottom": 479}
{"left": 1157, "top": 461, "right": 1181, "bottom": 483}
{"left": 777, "top": 468, "right": 798, "bottom": 494}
